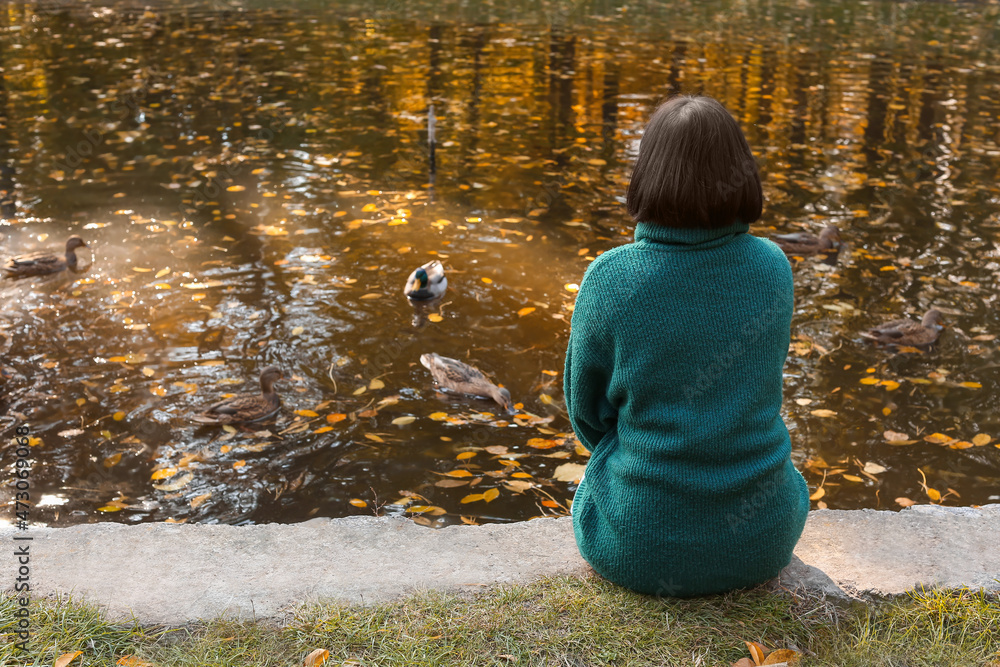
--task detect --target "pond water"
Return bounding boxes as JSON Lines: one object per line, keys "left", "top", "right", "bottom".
{"left": 1, "top": 0, "right": 999, "bottom": 528}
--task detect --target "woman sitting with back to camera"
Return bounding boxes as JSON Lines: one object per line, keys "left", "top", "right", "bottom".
{"left": 564, "top": 94, "right": 809, "bottom": 597}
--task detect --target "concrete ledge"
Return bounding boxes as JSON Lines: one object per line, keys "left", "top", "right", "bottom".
{"left": 4, "top": 505, "right": 999, "bottom": 625}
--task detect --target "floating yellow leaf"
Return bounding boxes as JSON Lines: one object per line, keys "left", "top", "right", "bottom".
{"left": 587, "top": 158, "right": 607, "bottom": 166}
{"left": 564, "top": 283, "right": 579, "bottom": 292}
{"left": 76, "top": 397, "right": 87, "bottom": 406}
{"left": 542, "top": 370, "right": 559, "bottom": 376}
{"left": 227, "top": 185, "right": 246, "bottom": 192}
{"left": 842, "top": 474, "right": 864, "bottom": 482}
{"left": 142, "top": 367, "right": 156, "bottom": 377}
{"left": 810, "top": 409, "right": 837, "bottom": 418}
{"left": 950, "top": 441, "right": 974, "bottom": 450}
{"left": 314, "top": 426, "right": 334, "bottom": 434}
{"left": 349, "top": 499, "right": 367, "bottom": 508}
{"left": 113, "top": 411, "right": 126, "bottom": 421}
{"left": 427, "top": 313, "right": 443, "bottom": 322}
{"left": 926, "top": 487, "right": 941, "bottom": 501}
{"left": 104, "top": 453, "right": 122, "bottom": 468}
{"left": 303, "top": 648, "right": 330, "bottom": 666}
{"left": 392, "top": 416, "right": 416, "bottom": 425}
{"left": 233, "top": 460, "right": 246, "bottom": 469}
{"left": 517, "top": 307, "right": 536, "bottom": 317}
{"left": 809, "top": 486, "right": 826, "bottom": 500}
{"left": 155, "top": 267, "right": 171, "bottom": 278}
{"left": 527, "top": 437, "right": 559, "bottom": 449}
{"left": 896, "top": 497, "right": 916, "bottom": 507}
{"left": 511, "top": 471, "right": 533, "bottom": 479}
{"left": 364, "top": 433, "right": 384, "bottom": 443}
{"left": 538, "top": 394, "right": 554, "bottom": 405}
{"left": 429, "top": 412, "right": 448, "bottom": 421}
{"left": 959, "top": 382, "right": 982, "bottom": 389}
{"left": 190, "top": 493, "right": 212, "bottom": 509}
{"left": 361, "top": 203, "right": 378, "bottom": 212}
{"left": 407, "top": 505, "right": 446, "bottom": 515}
{"left": 369, "top": 378, "right": 385, "bottom": 390}
{"left": 924, "top": 433, "right": 955, "bottom": 444}
{"left": 460, "top": 493, "right": 486, "bottom": 504}
{"left": 879, "top": 380, "right": 900, "bottom": 391}
{"left": 291, "top": 326, "right": 305, "bottom": 336}
{"left": 972, "top": 434, "right": 992, "bottom": 446}
{"left": 859, "top": 376, "right": 879, "bottom": 384}
{"left": 552, "top": 462, "right": 586, "bottom": 483}
{"left": 151, "top": 467, "right": 178, "bottom": 480}
{"left": 360, "top": 293, "right": 382, "bottom": 300}
{"left": 97, "top": 504, "right": 124, "bottom": 512}
{"left": 863, "top": 462, "right": 887, "bottom": 475}
{"left": 483, "top": 488, "right": 500, "bottom": 502}
{"left": 456, "top": 452, "right": 476, "bottom": 460}
{"left": 223, "top": 424, "right": 237, "bottom": 434}
{"left": 353, "top": 386, "right": 367, "bottom": 396}
{"left": 153, "top": 471, "right": 194, "bottom": 491}
{"left": 441, "top": 469, "right": 474, "bottom": 478}
{"left": 327, "top": 413, "right": 347, "bottom": 423}
{"left": 295, "top": 409, "right": 319, "bottom": 418}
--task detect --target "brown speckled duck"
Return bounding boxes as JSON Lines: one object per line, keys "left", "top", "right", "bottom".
{"left": 4, "top": 235, "right": 88, "bottom": 278}
{"left": 861, "top": 309, "right": 945, "bottom": 348}
{"left": 192, "top": 366, "right": 284, "bottom": 424}
{"left": 770, "top": 225, "right": 841, "bottom": 258}
{"left": 420, "top": 353, "right": 513, "bottom": 414}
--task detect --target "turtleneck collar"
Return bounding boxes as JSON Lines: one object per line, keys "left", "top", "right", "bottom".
{"left": 633, "top": 220, "right": 749, "bottom": 249}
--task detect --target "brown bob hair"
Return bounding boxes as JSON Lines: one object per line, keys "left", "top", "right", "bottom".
{"left": 626, "top": 95, "right": 762, "bottom": 229}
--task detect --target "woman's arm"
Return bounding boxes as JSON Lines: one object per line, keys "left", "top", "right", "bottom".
{"left": 564, "top": 273, "right": 618, "bottom": 453}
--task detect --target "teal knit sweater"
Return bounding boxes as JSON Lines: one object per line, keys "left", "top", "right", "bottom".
{"left": 564, "top": 220, "right": 809, "bottom": 597}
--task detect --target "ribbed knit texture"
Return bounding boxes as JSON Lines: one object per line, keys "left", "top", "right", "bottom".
{"left": 564, "top": 220, "right": 809, "bottom": 597}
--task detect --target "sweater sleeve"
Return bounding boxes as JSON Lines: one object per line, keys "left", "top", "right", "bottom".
{"left": 564, "top": 265, "right": 618, "bottom": 454}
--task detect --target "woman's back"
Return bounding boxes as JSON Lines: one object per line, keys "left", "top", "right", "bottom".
{"left": 564, "top": 95, "right": 809, "bottom": 597}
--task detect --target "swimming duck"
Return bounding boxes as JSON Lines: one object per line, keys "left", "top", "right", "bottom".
{"left": 192, "top": 366, "right": 284, "bottom": 424}
{"left": 3, "top": 235, "right": 88, "bottom": 278}
{"left": 404, "top": 260, "right": 447, "bottom": 300}
{"left": 860, "top": 309, "right": 945, "bottom": 348}
{"left": 770, "top": 225, "right": 842, "bottom": 258}
{"left": 420, "top": 353, "right": 512, "bottom": 413}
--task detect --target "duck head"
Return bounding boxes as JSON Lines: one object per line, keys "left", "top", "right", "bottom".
{"left": 259, "top": 365, "right": 285, "bottom": 393}
{"left": 922, "top": 309, "right": 945, "bottom": 330}
{"left": 492, "top": 386, "right": 514, "bottom": 414}
{"left": 66, "top": 235, "right": 88, "bottom": 252}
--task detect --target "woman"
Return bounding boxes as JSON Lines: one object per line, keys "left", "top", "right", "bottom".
{"left": 564, "top": 95, "right": 809, "bottom": 597}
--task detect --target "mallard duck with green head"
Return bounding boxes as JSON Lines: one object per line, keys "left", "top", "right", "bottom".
{"left": 420, "top": 353, "right": 512, "bottom": 414}
{"left": 192, "top": 366, "right": 284, "bottom": 424}
{"left": 404, "top": 260, "right": 447, "bottom": 301}
{"left": 860, "top": 309, "right": 945, "bottom": 348}
{"left": 4, "top": 235, "right": 88, "bottom": 278}
{"left": 770, "top": 225, "right": 842, "bottom": 258}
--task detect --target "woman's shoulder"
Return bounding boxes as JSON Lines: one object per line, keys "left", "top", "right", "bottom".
{"left": 738, "top": 233, "right": 794, "bottom": 279}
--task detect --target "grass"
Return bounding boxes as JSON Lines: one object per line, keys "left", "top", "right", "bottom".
{"left": 2, "top": 576, "right": 998, "bottom": 666}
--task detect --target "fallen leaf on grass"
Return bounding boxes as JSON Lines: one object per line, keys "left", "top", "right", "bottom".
{"left": 54, "top": 652, "right": 82, "bottom": 667}
{"left": 763, "top": 649, "right": 801, "bottom": 664}
{"left": 303, "top": 648, "right": 329, "bottom": 666}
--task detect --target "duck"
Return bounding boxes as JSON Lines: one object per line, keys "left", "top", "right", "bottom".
{"left": 404, "top": 260, "right": 447, "bottom": 300}
{"left": 192, "top": 365, "right": 284, "bottom": 424}
{"left": 420, "top": 353, "right": 513, "bottom": 414}
{"left": 860, "top": 309, "right": 945, "bottom": 348}
{"left": 770, "top": 225, "right": 842, "bottom": 258}
{"left": 3, "top": 235, "right": 88, "bottom": 278}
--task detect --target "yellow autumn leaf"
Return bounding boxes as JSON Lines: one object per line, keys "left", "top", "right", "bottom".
{"left": 113, "top": 411, "right": 126, "bottom": 421}
{"left": 53, "top": 651, "right": 83, "bottom": 667}
{"left": 233, "top": 460, "right": 246, "bottom": 469}
{"left": 483, "top": 488, "right": 500, "bottom": 502}
{"left": 926, "top": 487, "right": 942, "bottom": 501}
{"left": 959, "top": 382, "right": 982, "bottom": 389}
{"left": 349, "top": 499, "right": 367, "bottom": 508}
{"left": 291, "top": 326, "right": 305, "bottom": 336}
{"left": 303, "top": 648, "right": 330, "bottom": 666}
{"left": 460, "top": 493, "right": 486, "bottom": 504}
{"left": 155, "top": 267, "right": 171, "bottom": 278}
{"left": 104, "top": 453, "right": 122, "bottom": 468}
{"left": 924, "top": 433, "right": 955, "bottom": 444}
{"left": 314, "top": 426, "right": 334, "bottom": 434}
{"left": 879, "top": 380, "right": 900, "bottom": 391}
{"left": 295, "top": 409, "right": 320, "bottom": 418}
{"left": 97, "top": 504, "right": 124, "bottom": 512}
{"left": 745, "top": 641, "right": 768, "bottom": 665}
{"left": 227, "top": 185, "right": 246, "bottom": 192}
{"left": 762, "top": 648, "right": 801, "bottom": 665}
{"left": 810, "top": 409, "right": 837, "bottom": 418}
{"left": 361, "top": 203, "right": 378, "bottom": 212}
{"left": 481, "top": 277, "right": 493, "bottom": 284}
{"left": 538, "top": 394, "right": 554, "bottom": 405}
{"left": 842, "top": 474, "right": 864, "bottom": 482}
{"left": 456, "top": 452, "right": 476, "bottom": 460}
{"left": 190, "top": 493, "right": 212, "bottom": 509}
{"left": 527, "top": 437, "right": 559, "bottom": 449}
{"left": 369, "top": 378, "right": 385, "bottom": 390}
{"left": 364, "top": 433, "right": 384, "bottom": 443}
{"left": 427, "top": 313, "right": 443, "bottom": 322}
{"left": 442, "top": 469, "right": 474, "bottom": 478}
{"left": 429, "top": 412, "right": 448, "bottom": 421}
{"left": 152, "top": 471, "right": 194, "bottom": 491}
{"left": 517, "top": 307, "right": 536, "bottom": 317}
{"left": 552, "top": 462, "right": 586, "bottom": 483}
{"left": 151, "top": 467, "right": 178, "bottom": 480}
{"left": 327, "top": 413, "right": 347, "bottom": 423}
{"left": 392, "top": 416, "right": 416, "bottom": 425}
{"left": 972, "top": 434, "right": 992, "bottom": 446}
{"left": 809, "top": 486, "right": 826, "bottom": 500}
